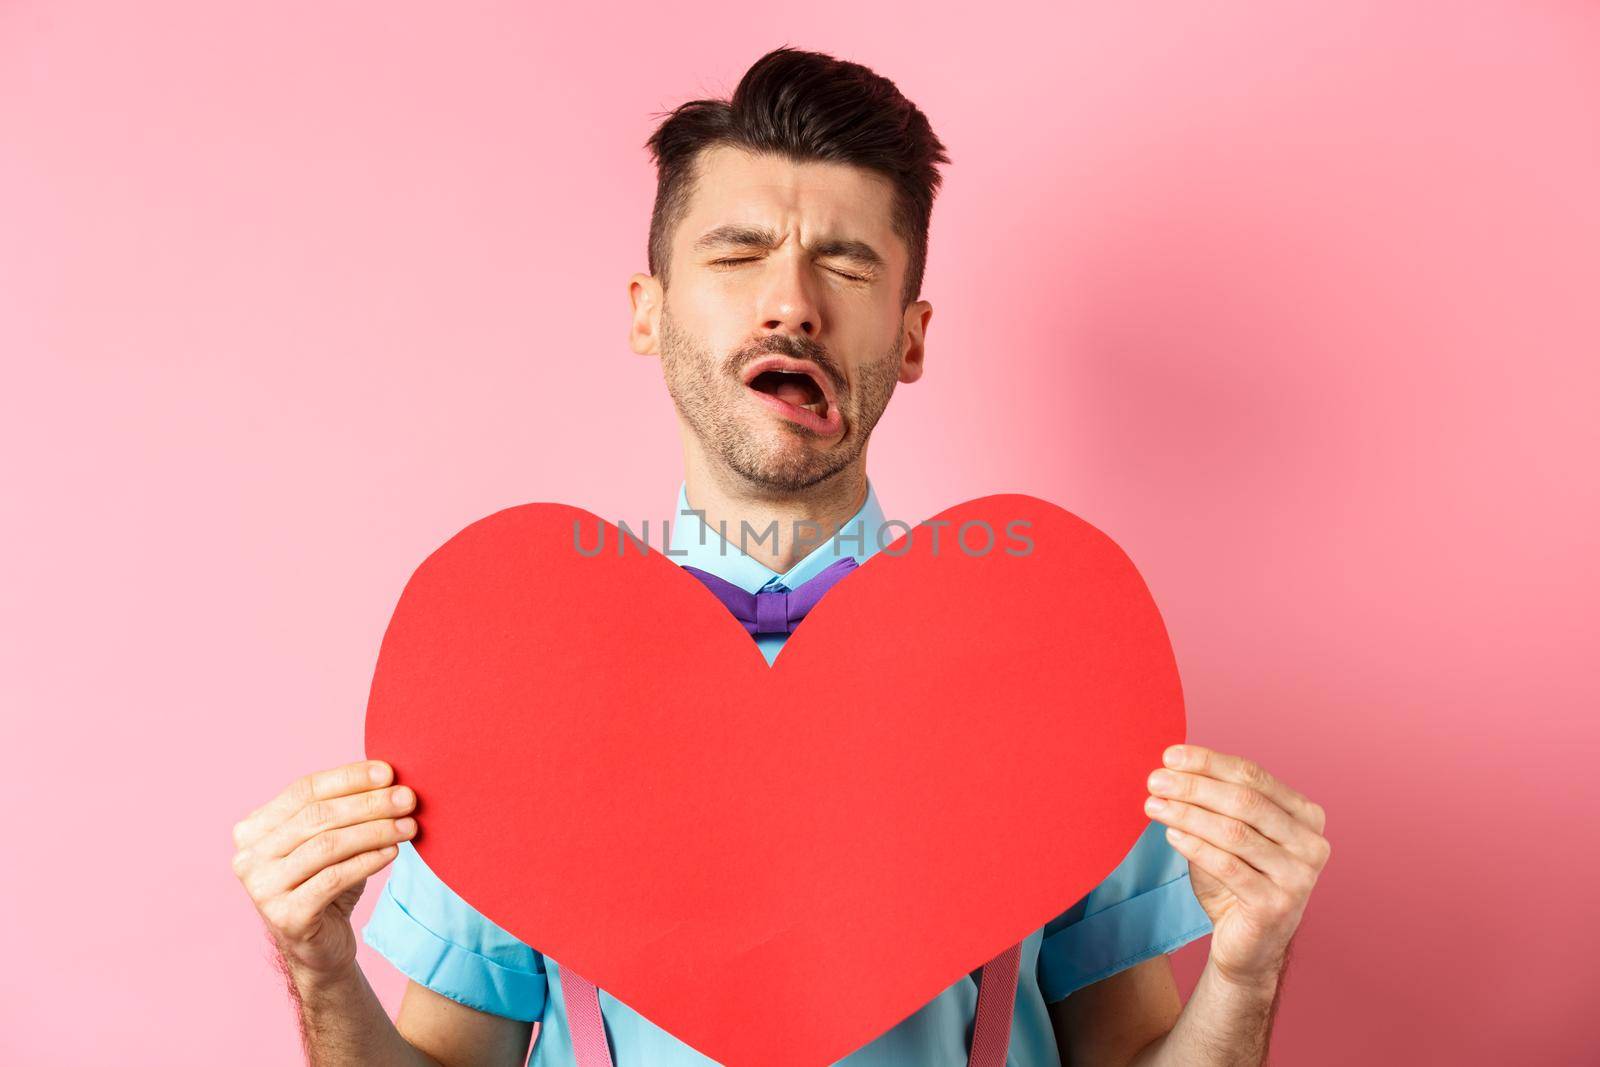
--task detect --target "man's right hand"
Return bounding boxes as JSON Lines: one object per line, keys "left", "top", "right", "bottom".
{"left": 232, "top": 760, "right": 418, "bottom": 982}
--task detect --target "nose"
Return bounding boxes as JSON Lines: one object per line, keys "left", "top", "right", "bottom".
{"left": 756, "top": 253, "right": 822, "bottom": 341}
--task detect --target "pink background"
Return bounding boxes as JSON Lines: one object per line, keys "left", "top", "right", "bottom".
{"left": 3, "top": 3, "right": 1595, "bottom": 1063}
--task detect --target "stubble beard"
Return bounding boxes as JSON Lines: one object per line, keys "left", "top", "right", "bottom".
{"left": 657, "top": 301, "right": 904, "bottom": 494}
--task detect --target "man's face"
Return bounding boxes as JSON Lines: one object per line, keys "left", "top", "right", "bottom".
{"left": 633, "top": 145, "right": 929, "bottom": 494}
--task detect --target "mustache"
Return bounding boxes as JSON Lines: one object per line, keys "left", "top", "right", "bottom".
{"left": 728, "top": 336, "right": 846, "bottom": 394}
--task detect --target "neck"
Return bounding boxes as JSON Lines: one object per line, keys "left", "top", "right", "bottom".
{"left": 682, "top": 463, "right": 869, "bottom": 575}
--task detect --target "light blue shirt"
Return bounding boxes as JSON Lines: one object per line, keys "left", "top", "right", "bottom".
{"left": 362, "top": 478, "right": 1213, "bottom": 1065}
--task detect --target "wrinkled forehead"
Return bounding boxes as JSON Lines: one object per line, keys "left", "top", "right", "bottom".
{"left": 678, "top": 145, "right": 902, "bottom": 259}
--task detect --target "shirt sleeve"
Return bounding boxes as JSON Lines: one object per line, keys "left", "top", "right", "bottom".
{"left": 1036, "top": 820, "right": 1213, "bottom": 1003}
{"left": 360, "top": 840, "right": 549, "bottom": 1021}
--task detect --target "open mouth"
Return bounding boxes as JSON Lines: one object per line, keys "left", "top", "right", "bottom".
{"left": 740, "top": 356, "right": 843, "bottom": 436}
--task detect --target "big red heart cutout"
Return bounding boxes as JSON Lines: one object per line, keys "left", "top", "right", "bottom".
{"left": 365, "top": 493, "right": 1184, "bottom": 1067}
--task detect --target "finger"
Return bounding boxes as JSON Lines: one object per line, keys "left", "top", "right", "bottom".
{"left": 1145, "top": 795, "right": 1316, "bottom": 893}
{"left": 1147, "top": 767, "right": 1326, "bottom": 868}
{"left": 234, "top": 761, "right": 393, "bottom": 850}
{"left": 1164, "top": 826, "right": 1285, "bottom": 910}
{"left": 260, "top": 815, "right": 418, "bottom": 899}
{"left": 272, "top": 845, "right": 400, "bottom": 939}
{"left": 258, "top": 783, "right": 416, "bottom": 861}
{"left": 1163, "top": 746, "right": 1325, "bottom": 834}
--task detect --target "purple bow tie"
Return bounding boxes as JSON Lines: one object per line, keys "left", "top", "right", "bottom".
{"left": 680, "top": 556, "right": 859, "bottom": 636}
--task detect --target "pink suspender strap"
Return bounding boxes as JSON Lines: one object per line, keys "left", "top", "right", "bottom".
{"left": 563, "top": 968, "right": 615, "bottom": 1067}
{"left": 966, "top": 941, "right": 1022, "bottom": 1067}
{"left": 561, "top": 941, "right": 1020, "bottom": 1067}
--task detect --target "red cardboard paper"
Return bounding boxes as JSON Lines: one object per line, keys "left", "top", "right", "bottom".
{"left": 364, "top": 493, "right": 1186, "bottom": 1067}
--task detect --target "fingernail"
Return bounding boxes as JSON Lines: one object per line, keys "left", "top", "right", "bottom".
{"left": 1163, "top": 747, "right": 1184, "bottom": 768}
{"left": 1149, "top": 770, "right": 1175, "bottom": 791}
{"left": 369, "top": 763, "right": 387, "bottom": 784}
{"left": 1145, "top": 796, "right": 1166, "bottom": 814}
{"left": 393, "top": 786, "right": 414, "bottom": 807}
{"left": 396, "top": 818, "right": 416, "bottom": 835}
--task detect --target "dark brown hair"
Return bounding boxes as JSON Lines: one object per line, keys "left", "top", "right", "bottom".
{"left": 644, "top": 46, "right": 951, "bottom": 310}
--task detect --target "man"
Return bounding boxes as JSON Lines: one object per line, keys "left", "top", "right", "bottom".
{"left": 233, "top": 46, "right": 1330, "bottom": 1066}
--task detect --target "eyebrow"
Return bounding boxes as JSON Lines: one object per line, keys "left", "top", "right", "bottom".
{"left": 691, "top": 224, "right": 886, "bottom": 270}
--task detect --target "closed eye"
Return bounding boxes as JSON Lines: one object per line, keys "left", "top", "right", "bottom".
{"left": 709, "top": 257, "right": 868, "bottom": 283}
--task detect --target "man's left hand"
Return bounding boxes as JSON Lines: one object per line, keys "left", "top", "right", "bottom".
{"left": 1143, "top": 744, "right": 1331, "bottom": 989}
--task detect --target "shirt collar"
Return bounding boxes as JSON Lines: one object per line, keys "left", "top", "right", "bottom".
{"left": 667, "top": 478, "right": 889, "bottom": 594}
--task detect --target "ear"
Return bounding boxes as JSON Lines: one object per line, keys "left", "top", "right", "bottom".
{"left": 629, "top": 272, "right": 666, "bottom": 356}
{"left": 898, "top": 300, "right": 932, "bottom": 384}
